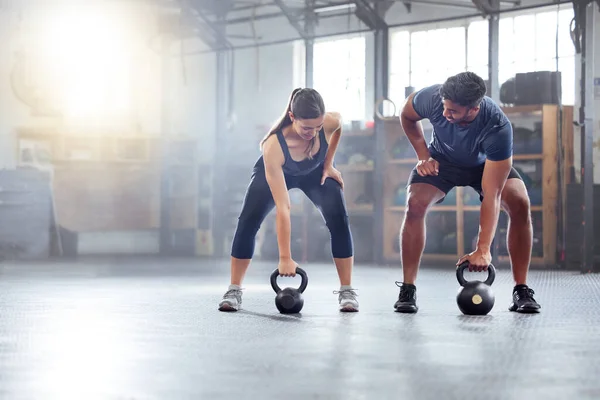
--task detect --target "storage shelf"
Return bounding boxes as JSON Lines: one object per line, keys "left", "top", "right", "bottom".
{"left": 513, "top": 154, "right": 543, "bottom": 160}
{"left": 385, "top": 254, "right": 546, "bottom": 264}
{"left": 380, "top": 104, "right": 574, "bottom": 267}
{"left": 282, "top": 204, "right": 375, "bottom": 216}
{"left": 388, "top": 153, "right": 543, "bottom": 165}
{"left": 345, "top": 130, "right": 374, "bottom": 137}
{"left": 387, "top": 206, "right": 457, "bottom": 212}
{"left": 338, "top": 163, "right": 374, "bottom": 172}
{"left": 385, "top": 253, "right": 460, "bottom": 262}
{"left": 499, "top": 256, "right": 544, "bottom": 264}
{"left": 463, "top": 205, "right": 543, "bottom": 212}
{"left": 387, "top": 205, "right": 543, "bottom": 213}
{"left": 388, "top": 159, "right": 417, "bottom": 165}
{"left": 501, "top": 105, "right": 543, "bottom": 114}
{"left": 348, "top": 204, "right": 374, "bottom": 213}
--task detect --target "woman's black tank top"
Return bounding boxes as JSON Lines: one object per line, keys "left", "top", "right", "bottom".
{"left": 274, "top": 128, "right": 328, "bottom": 177}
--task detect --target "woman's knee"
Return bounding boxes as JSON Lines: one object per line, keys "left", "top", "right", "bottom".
{"left": 318, "top": 180, "right": 348, "bottom": 220}
{"left": 231, "top": 179, "right": 274, "bottom": 258}
{"left": 332, "top": 240, "right": 353, "bottom": 259}
{"left": 236, "top": 179, "right": 275, "bottom": 231}
{"left": 325, "top": 212, "right": 350, "bottom": 234}
{"left": 320, "top": 194, "right": 349, "bottom": 230}
{"left": 307, "top": 179, "right": 352, "bottom": 256}
{"left": 326, "top": 214, "right": 353, "bottom": 258}
{"left": 235, "top": 215, "right": 264, "bottom": 237}
{"left": 230, "top": 216, "right": 263, "bottom": 259}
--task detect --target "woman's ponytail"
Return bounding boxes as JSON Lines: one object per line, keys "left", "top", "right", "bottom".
{"left": 260, "top": 88, "right": 302, "bottom": 150}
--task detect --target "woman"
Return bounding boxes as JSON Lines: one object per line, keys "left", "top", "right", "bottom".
{"left": 218, "top": 88, "right": 359, "bottom": 313}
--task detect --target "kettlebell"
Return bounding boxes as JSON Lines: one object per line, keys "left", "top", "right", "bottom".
{"left": 270, "top": 267, "right": 309, "bottom": 314}
{"left": 456, "top": 261, "right": 496, "bottom": 315}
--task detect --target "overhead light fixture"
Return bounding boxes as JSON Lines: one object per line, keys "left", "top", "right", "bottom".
{"left": 313, "top": 3, "right": 357, "bottom": 14}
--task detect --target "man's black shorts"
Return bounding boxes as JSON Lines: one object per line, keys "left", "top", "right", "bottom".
{"left": 406, "top": 157, "right": 523, "bottom": 203}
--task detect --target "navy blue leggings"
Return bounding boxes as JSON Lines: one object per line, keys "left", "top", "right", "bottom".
{"left": 231, "top": 162, "right": 353, "bottom": 259}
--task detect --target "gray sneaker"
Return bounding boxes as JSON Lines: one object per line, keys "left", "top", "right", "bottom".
{"left": 334, "top": 287, "right": 359, "bottom": 312}
{"left": 218, "top": 285, "right": 243, "bottom": 312}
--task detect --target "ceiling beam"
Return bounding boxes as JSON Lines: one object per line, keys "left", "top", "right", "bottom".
{"left": 182, "top": 0, "right": 233, "bottom": 49}
{"left": 220, "top": 11, "right": 284, "bottom": 25}
{"left": 353, "top": 0, "right": 388, "bottom": 30}
{"left": 273, "top": 0, "right": 308, "bottom": 39}
{"left": 231, "top": 2, "right": 276, "bottom": 12}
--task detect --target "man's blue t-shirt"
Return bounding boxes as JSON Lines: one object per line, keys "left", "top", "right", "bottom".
{"left": 411, "top": 84, "right": 513, "bottom": 168}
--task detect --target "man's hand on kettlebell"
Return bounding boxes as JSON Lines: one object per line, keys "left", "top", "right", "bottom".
{"left": 457, "top": 248, "right": 492, "bottom": 272}
{"left": 278, "top": 257, "right": 298, "bottom": 277}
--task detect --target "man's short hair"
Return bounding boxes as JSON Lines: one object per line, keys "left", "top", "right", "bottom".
{"left": 440, "top": 72, "right": 487, "bottom": 108}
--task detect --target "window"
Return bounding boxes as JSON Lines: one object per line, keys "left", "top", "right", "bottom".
{"left": 499, "top": 6, "right": 575, "bottom": 104}
{"left": 388, "top": 21, "right": 485, "bottom": 107}
{"left": 292, "top": 40, "right": 306, "bottom": 88}
{"left": 467, "top": 20, "right": 489, "bottom": 80}
{"left": 388, "top": 31, "right": 410, "bottom": 112}
{"left": 410, "top": 27, "right": 466, "bottom": 91}
{"left": 313, "top": 36, "right": 366, "bottom": 121}
{"left": 388, "top": 5, "right": 576, "bottom": 105}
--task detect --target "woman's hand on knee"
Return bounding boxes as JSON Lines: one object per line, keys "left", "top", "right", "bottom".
{"left": 321, "top": 165, "right": 344, "bottom": 190}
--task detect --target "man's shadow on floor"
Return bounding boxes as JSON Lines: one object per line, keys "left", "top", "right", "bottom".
{"left": 456, "top": 314, "right": 494, "bottom": 333}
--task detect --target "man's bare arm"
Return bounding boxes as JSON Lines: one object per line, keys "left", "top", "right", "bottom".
{"left": 477, "top": 158, "right": 512, "bottom": 251}
{"left": 400, "top": 92, "right": 431, "bottom": 160}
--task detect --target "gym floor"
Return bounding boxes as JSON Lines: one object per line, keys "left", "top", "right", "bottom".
{"left": 1, "top": 257, "right": 598, "bottom": 399}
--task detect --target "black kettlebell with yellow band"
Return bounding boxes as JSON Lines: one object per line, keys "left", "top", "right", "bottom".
{"left": 456, "top": 261, "right": 496, "bottom": 315}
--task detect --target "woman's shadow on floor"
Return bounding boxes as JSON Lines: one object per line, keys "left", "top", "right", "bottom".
{"left": 238, "top": 309, "right": 304, "bottom": 323}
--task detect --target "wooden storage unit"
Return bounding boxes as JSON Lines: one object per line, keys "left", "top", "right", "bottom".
{"left": 381, "top": 105, "right": 573, "bottom": 267}
{"left": 163, "top": 137, "right": 204, "bottom": 255}
{"left": 51, "top": 162, "right": 162, "bottom": 231}
{"left": 196, "top": 161, "right": 214, "bottom": 256}
{"left": 165, "top": 137, "right": 199, "bottom": 231}
{"left": 15, "top": 129, "right": 205, "bottom": 245}
{"left": 15, "top": 129, "right": 163, "bottom": 232}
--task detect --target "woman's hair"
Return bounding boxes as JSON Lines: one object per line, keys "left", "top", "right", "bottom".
{"left": 260, "top": 88, "right": 325, "bottom": 158}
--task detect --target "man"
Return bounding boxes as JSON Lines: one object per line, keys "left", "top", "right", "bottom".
{"left": 393, "top": 71, "right": 541, "bottom": 314}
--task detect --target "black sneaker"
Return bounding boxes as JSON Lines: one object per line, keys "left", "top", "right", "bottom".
{"left": 509, "top": 285, "right": 541, "bottom": 313}
{"left": 394, "top": 282, "right": 418, "bottom": 313}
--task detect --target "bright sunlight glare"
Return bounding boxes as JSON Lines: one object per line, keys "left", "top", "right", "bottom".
{"left": 36, "top": 6, "right": 132, "bottom": 121}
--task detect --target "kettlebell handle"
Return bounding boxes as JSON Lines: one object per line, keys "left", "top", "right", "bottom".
{"left": 456, "top": 261, "right": 496, "bottom": 287}
{"left": 270, "top": 267, "right": 309, "bottom": 294}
